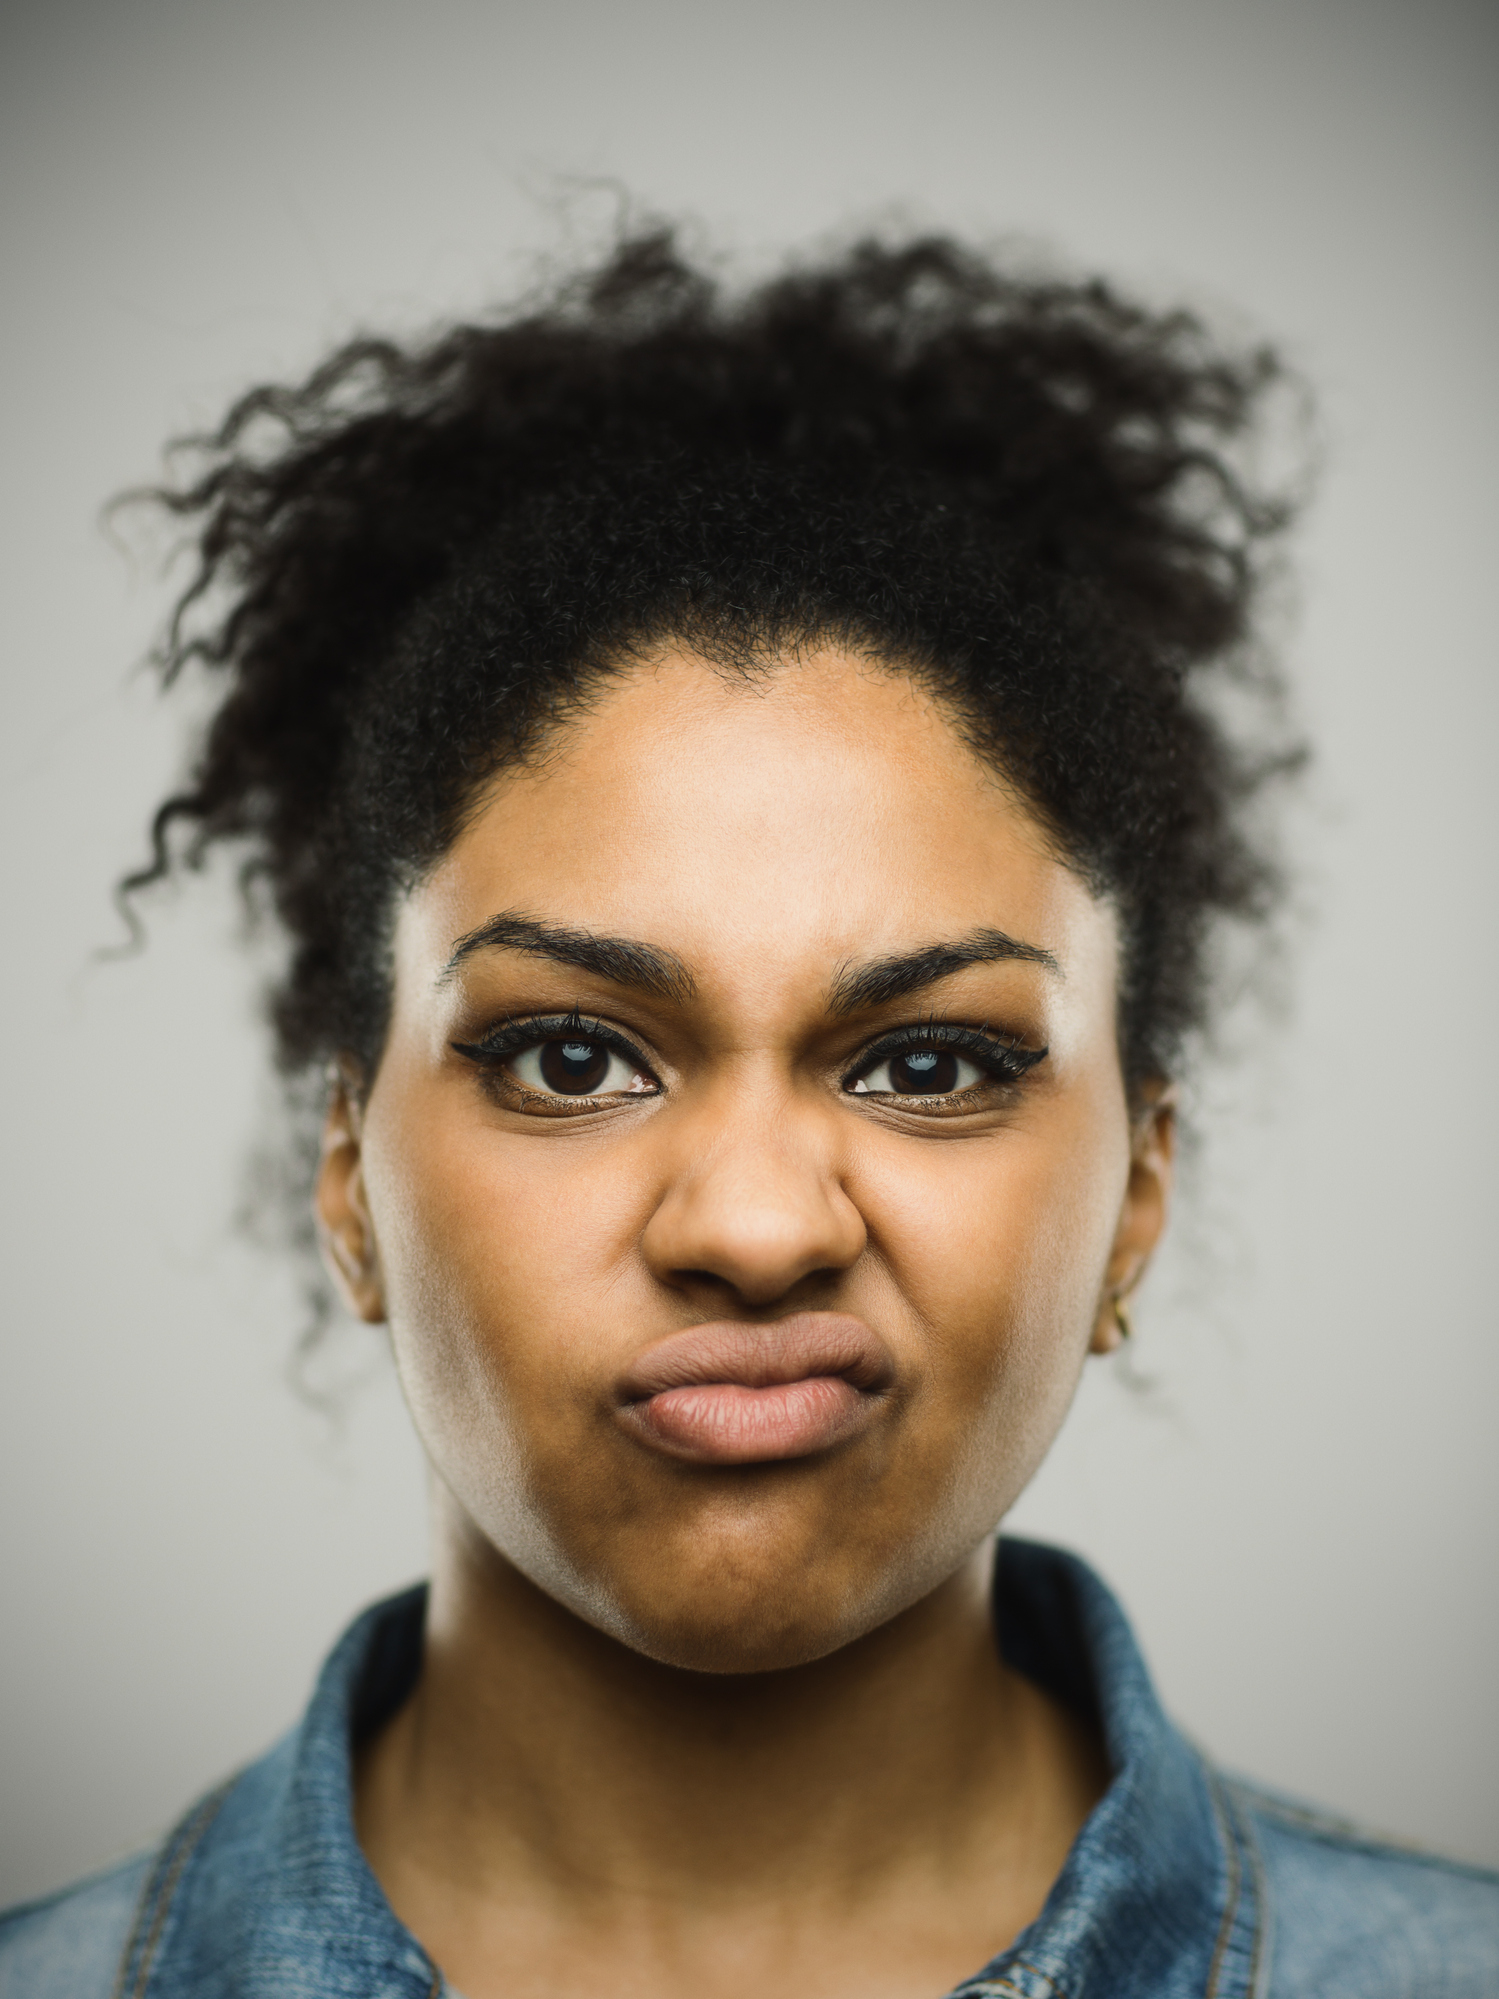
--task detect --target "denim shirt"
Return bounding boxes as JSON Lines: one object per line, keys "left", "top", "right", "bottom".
{"left": 4, "top": 1539, "right": 1496, "bottom": 1998}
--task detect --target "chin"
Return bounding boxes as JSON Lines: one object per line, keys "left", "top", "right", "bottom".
{"left": 465, "top": 1451, "right": 988, "bottom": 1675}
{"left": 557, "top": 1520, "right": 953, "bottom": 1677}
{"left": 601, "top": 1586, "right": 876, "bottom": 1676}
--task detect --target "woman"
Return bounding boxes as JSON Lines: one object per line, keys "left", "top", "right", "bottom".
{"left": 2, "top": 231, "right": 1494, "bottom": 1998}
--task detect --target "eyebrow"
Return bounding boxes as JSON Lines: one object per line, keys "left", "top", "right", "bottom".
{"left": 827, "top": 929, "right": 1061, "bottom": 1014}
{"left": 439, "top": 912, "right": 697, "bottom": 1001}
{"left": 441, "top": 912, "right": 1057, "bottom": 1013}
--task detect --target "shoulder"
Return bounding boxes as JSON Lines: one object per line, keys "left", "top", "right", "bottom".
{"left": 0, "top": 1850, "right": 154, "bottom": 1999}
{"left": 1228, "top": 1779, "right": 1499, "bottom": 1998}
{"left": 0, "top": 1749, "right": 279, "bottom": 1999}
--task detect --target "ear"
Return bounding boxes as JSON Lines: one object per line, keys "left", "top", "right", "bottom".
{"left": 1090, "top": 1083, "right": 1176, "bottom": 1356}
{"left": 314, "top": 1066, "right": 386, "bottom": 1324}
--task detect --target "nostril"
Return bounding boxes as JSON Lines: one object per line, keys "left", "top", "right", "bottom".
{"left": 663, "top": 1264, "right": 856, "bottom": 1315}
{"left": 641, "top": 1170, "right": 869, "bottom": 1303}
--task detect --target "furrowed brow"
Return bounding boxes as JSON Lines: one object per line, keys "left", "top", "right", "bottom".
{"left": 828, "top": 929, "right": 1061, "bottom": 1014}
{"left": 439, "top": 913, "right": 696, "bottom": 1002}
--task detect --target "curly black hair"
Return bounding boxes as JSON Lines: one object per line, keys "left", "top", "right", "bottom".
{"left": 125, "top": 228, "right": 1301, "bottom": 1120}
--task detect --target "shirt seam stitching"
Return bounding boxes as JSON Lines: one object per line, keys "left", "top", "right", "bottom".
{"left": 110, "top": 1776, "right": 237, "bottom": 1999}
{"left": 959, "top": 1957, "right": 1070, "bottom": 1998}
{"left": 1204, "top": 1764, "right": 1264, "bottom": 1999}
{"left": 1230, "top": 1777, "right": 1269, "bottom": 1999}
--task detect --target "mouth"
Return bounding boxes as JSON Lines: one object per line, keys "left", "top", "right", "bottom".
{"left": 615, "top": 1313, "right": 894, "bottom": 1465}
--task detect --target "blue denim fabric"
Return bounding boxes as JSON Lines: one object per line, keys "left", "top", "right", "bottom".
{"left": 4, "top": 1539, "right": 1496, "bottom": 1997}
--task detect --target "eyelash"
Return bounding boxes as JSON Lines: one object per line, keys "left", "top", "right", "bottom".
{"left": 452, "top": 1010, "right": 1045, "bottom": 1105}
{"left": 840, "top": 1021, "right": 1047, "bottom": 1094}
{"left": 452, "top": 1010, "right": 656, "bottom": 1082}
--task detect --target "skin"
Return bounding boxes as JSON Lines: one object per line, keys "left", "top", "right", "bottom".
{"left": 318, "top": 646, "right": 1175, "bottom": 1999}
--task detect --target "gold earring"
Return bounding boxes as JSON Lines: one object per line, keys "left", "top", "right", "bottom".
{"left": 1113, "top": 1296, "right": 1134, "bottom": 1342}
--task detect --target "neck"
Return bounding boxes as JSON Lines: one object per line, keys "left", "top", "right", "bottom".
{"left": 355, "top": 1493, "right": 1107, "bottom": 1997}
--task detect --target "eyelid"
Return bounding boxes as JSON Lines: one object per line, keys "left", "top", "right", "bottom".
{"left": 843, "top": 1021, "right": 1047, "bottom": 1087}
{"left": 452, "top": 1012, "right": 660, "bottom": 1083}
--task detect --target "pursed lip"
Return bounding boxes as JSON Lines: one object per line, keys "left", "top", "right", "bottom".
{"left": 614, "top": 1313, "right": 895, "bottom": 1465}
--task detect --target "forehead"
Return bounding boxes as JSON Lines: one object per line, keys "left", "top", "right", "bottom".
{"left": 409, "top": 648, "right": 1113, "bottom": 992}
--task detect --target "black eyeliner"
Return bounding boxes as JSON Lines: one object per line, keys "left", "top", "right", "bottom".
{"left": 844, "top": 1020, "right": 1048, "bottom": 1090}
{"left": 451, "top": 1010, "right": 655, "bottom": 1076}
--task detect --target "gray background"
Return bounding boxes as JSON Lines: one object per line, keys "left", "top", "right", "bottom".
{"left": 2, "top": 0, "right": 1496, "bottom": 1908}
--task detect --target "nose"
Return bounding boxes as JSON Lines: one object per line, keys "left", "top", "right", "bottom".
{"left": 640, "top": 1089, "right": 867, "bottom": 1308}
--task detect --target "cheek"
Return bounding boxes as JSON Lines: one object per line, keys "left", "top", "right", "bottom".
{"left": 358, "top": 1085, "right": 544, "bottom": 1450}
{"left": 369, "top": 1065, "right": 581, "bottom": 1309}
{"left": 358, "top": 1074, "right": 657, "bottom": 1468}
{"left": 860, "top": 1107, "right": 1127, "bottom": 1485}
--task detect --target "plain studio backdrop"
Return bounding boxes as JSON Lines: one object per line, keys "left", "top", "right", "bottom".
{"left": 2, "top": 0, "right": 1497, "bottom": 1909}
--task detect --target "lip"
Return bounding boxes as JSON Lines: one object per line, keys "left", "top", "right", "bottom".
{"left": 615, "top": 1313, "right": 894, "bottom": 1465}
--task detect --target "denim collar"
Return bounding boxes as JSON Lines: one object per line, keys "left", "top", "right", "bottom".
{"left": 119, "top": 1540, "right": 1263, "bottom": 1999}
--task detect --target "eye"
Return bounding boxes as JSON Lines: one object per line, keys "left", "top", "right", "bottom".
{"left": 850, "top": 1047, "right": 987, "bottom": 1096}
{"left": 508, "top": 1036, "right": 653, "bottom": 1098}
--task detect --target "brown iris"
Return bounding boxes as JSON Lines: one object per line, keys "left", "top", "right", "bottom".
{"left": 536, "top": 1039, "right": 612, "bottom": 1094}
{"left": 888, "top": 1049, "right": 960, "bottom": 1094}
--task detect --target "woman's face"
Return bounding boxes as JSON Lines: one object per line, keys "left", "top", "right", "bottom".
{"left": 320, "top": 649, "right": 1171, "bottom": 1671}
